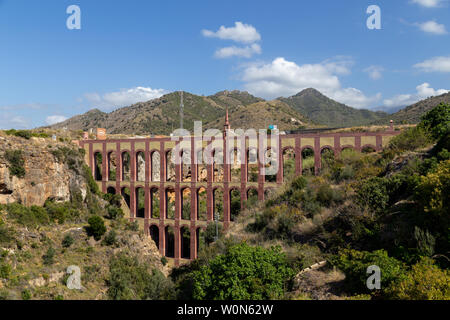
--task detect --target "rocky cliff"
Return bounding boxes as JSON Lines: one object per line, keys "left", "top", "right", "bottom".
{"left": 0, "top": 133, "right": 87, "bottom": 207}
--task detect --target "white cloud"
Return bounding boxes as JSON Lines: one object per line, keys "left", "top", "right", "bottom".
{"left": 411, "top": 0, "right": 445, "bottom": 7}
{"left": 46, "top": 115, "right": 68, "bottom": 125}
{"left": 240, "top": 57, "right": 381, "bottom": 108}
{"left": 0, "top": 113, "right": 30, "bottom": 129}
{"left": 364, "top": 65, "right": 384, "bottom": 80}
{"left": 414, "top": 56, "right": 450, "bottom": 72}
{"left": 202, "top": 22, "right": 261, "bottom": 44}
{"left": 84, "top": 86, "right": 167, "bottom": 110}
{"left": 416, "top": 20, "right": 447, "bottom": 34}
{"left": 215, "top": 44, "right": 262, "bottom": 59}
{"left": 383, "top": 83, "right": 449, "bottom": 107}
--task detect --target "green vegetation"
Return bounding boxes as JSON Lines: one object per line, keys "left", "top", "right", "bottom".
{"left": 191, "top": 243, "right": 293, "bottom": 300}
{"left": 107, "top": 253, "right": 175, "bottom": 300}
{"left": 87, "top": 216, "right": 106, "bottom": 241}
{"left": 4, "top": 150, "right": 26, "bottom": 178}
{"left": 4, "top": 129, "right": 50, "bottom": 140}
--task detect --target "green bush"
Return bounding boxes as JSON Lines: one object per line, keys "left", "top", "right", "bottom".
{"left": 103, "top": 230, "right": 117, "bottom": 246}
{"left": 0, "top": 262, "right": 11, "bottom": 279}
{"left": 6, "top": 203, "right": 50, "bottom": 227}
{"left": 107, "top": 253, "right": 175, "bottom": 300}
{"left": 106, "top": 205, "right": 124, "bottom": 220}
{"left": 419, "top": 103, "right": 449, "bottom": 140}
{"left": 87, "top": 216, "right": 106, "bottom": 240}
{"left": 205, "top": 222, "right": 223, "bottom": 244}
{"left": 4, "top": 149, "right": 26, "bottom": 178}
{"left": 330, "top": 249, "right": 404, "bottom": 294}
{"left": 42, "top": 247, "right": 56, "bottom": 265}
{"left": 62, "top": 234, "right": 74, "bottom": 248}
{"left": 356, "top": 177, "right": 389, "bottom": 213}
{"left": 384, "top": 126, "right": 432, "bottom": 159}
{"left": 21, "top": 289, "right": 32, "bottom": 300}
{"left": 192, "top": 243, "right": 294, "bottom": 300}
{"left": 385, "top": 257, "right": 449, "bottom": 300}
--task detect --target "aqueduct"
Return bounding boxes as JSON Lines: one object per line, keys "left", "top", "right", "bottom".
{"left": 79, "top": 119, "right": 400, "bottom": 266}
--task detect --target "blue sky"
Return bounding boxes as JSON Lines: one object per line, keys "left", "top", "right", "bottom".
{"left": 1, "top": 0, "right": 449, "bottom": 129}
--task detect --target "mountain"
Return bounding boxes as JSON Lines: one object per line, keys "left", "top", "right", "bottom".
{"left": 204, "top": 99, "right": 312, "bottom": 131}
{"left": 382, "top": 92, "right": 450, "bottom": 124}
{"left": 49, "top": 90, "right": 312, "bottom": 135}
{"left": 278, "top": 88, "right": 389, "bottom": 127}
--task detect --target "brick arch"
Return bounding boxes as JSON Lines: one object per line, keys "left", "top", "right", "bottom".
{"left": 165, "top": 187, "right": 176, "bottom": 219}
{"left": 93, "top": 150, "right": 103, "bottom": 181}
{"left": 121, "top": 150, "right": 131, "bottom": 181}
{"left": 246, "top": 147, "right": 259, "bottom": 182}
{"left": 135, "top": 150, "right": 146, "bottom": 182}
{"left": 150, "top": 150, "right": 161, "bottom": 182}
{"left": 165, "top": 149, "right": 175, "bottom": 182}
{"left": 149, "top": 224, "right": 159, "bottom": 250}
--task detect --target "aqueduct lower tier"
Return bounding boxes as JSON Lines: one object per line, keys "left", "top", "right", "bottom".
{"left": 80, "top": 130, "right": 400, "bottom": 265}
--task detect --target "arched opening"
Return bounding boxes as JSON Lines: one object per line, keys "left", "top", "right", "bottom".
{"left": 321, "top": 148, "right": 335, "bottom": 171}
{"left": 165, "top": 188, "right": 175, "bottom": 219}
{"left": 282, "top": 148, "right": 296, "bottom": 181}
{"left": 107, "top": 151, "right": 117, "bottom": 181}
{"left": 122, "top": 151, "right": 131, "bottom": 181}
{"left": 107, "top": 186, "right": 116, "bottom": 195}
{"left": 150, "top": 188, "right": 160, "bottom": 218}
{"left": 230, "top": 189, "right": 241, "bottom": 221}
{"left": 149, "top": 225, "right": 159, "bottom": 250}
{"left": 247, "top": 148, "right": 258, "bottom": 182}
{"left": 151, "top": 151, "right": 161, "bottom": 182}
{"left": 181, "top": 188, "right": 191, "bottom": 220}
{"left": 164, "top": 226, "right": 175, "bottom": 258}
{"left": 121, "top": 187, "right": 131, "bottom": 209}
{"left": 166, "top": 150, "right": 175, "bottom": 182}
{"left": 264, "top": 148, "right": 278, "bottom": 182}
{"left": 135, "top": 187, "right": 145, "bottom": 218}
{"left": 94, "top": 152, "right": 102, "bottom": 181}
{"left": 197, "top": 187, "right": 207, "bottom": 221}
{"left": 213, "top": 188, "right": 224, "bottom": 222}
{"left": 230, "top": 148, "right": 241, "bottom": 182}
{"left": 247, "top": 188, "right": 258, "bottom": 207}
{"left": 197, "top": 149, "right": 207, "bottom": 182}
{"left": 181, "top": 150, "right": 191, "bottom": 182}
{"left": 213, "top": 149, "right": 224, "bottom": 182}
{"left": 362, "top": 146, "right": 376, "bottom": 154}
{"left": 136, "top": 151, "right": 146, "bottom": 182}
{"left": 180, "top": 226, "right": 191, "bottom": 259}
{"left": 302, "top": 147, "right": 315, "bottom": 175}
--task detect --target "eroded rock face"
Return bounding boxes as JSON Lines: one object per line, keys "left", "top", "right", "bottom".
{"left": 0, "top": 136, "right": 87, "bottom": 207}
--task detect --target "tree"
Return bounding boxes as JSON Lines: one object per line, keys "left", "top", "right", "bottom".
{"left": 87, "top": 216, "right": 106, "bottom": 240}
{"left": 419, "top": 103, "right": 450, "bottom": 140}
{"left": 192, "top": 243, "right": 294, "bottom": 300}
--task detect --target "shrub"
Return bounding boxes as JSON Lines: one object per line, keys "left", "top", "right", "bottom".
{"left": 386, "top": 258, "right": 450, "bottom": 300}
{"left": 103, "top": 230, "right": 117, "bottom": 246}
{"left": 21, "top": 289, "right": 32, "bottom": 300}
{"left": 62, "top": 234, "right": 74, "bottom": 248}
{"left": 125, "top": 220, "right": 139, "bottom": 231}
{"left": 330, "top": 249, "right": 404, "bottom": 294}
{"left": 384, "top": 126, "right": 432, "bottom": 158}
{"left": 291, "top": 176, "right": 307, "bottom": 190}
{"left": 87, "top": 216, "right": 106, "bottom": 240}
{"left": 356, "top": 177, "right": 389, "bottom": 213}
{"left": 192, "top": 243, "right": 294, "bottom": 300}
{"left": 4, "top": 150, "right": 26, "bottom": 178}
{"left": 107, "top": 253, "right": 175, "bottom": 300}
{"left": 0, "top": 225, "right": 14, "bottom": 245}
{"left": 6, "top": 203, "right": 50, "bottom": 228}
{"left": 106, "top": 205, "right": 124, "bottom": 220}
{"left": 0, "top": 262, "right": 12, "bottom": 279}
{"left": 415, "top": 160, "right": 450, "bottom": 215}
{"left": 42, "top": 247, "right": 56, "bottom": 265}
